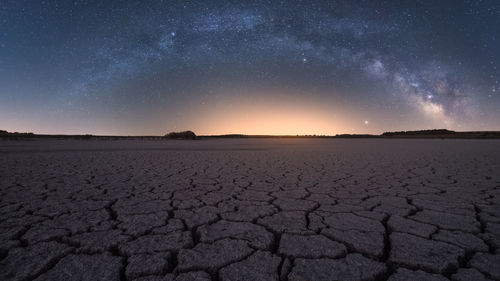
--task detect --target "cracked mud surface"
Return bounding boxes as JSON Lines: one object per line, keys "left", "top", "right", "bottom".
{"left": 1, "top": 139, "right": 500, "bottom": 281}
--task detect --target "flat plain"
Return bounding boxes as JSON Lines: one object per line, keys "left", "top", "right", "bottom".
{"left": 1, "top": 139, "right": 499, "bottom": 281}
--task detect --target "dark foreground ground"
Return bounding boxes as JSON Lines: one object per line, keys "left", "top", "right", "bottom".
{"left": 1, "top": 139, "right": 499, "bottom": 281}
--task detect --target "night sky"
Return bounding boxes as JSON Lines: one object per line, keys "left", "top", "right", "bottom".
{"left": 1, "top": 1, "right": 499, "bottom": 135}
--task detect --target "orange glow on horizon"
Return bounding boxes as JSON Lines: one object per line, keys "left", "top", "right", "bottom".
{"left": 182, "top": 93, "right": 354, "bottom": 135}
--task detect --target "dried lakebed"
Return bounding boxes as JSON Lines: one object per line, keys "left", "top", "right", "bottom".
{"left": 0, "top": 139, "right": 499, "bottom": 281}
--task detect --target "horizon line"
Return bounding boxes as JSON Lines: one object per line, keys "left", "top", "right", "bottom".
{"left": 2, "top": 129, "right": 500, "bottom": 139}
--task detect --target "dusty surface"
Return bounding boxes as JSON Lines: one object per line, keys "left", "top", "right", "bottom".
{"left": 1, "top": 138, "right": 499, "bottom": 281}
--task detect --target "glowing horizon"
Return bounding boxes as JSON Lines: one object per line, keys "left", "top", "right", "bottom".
{"left": 2, "top": 91, "right": 496, "bottom": 136}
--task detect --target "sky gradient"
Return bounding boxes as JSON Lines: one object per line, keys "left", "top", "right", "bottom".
{"left": 1, "top": 0, "right": 499, "bottom": 135}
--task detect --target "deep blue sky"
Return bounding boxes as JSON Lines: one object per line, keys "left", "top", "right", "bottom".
{"left": 1, "top": 0, "right": 499, "bottom": 135}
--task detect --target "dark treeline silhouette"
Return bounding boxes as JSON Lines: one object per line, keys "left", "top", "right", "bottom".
{"left": 335, "top": 134, "right": 376, "bottom": 138}
{"left": 381, "top": 129, "right": 500, "bottom": 139}
{"left": 164, "top": 131, "right": 197, "bottom": 140}
{"left": 2, "top": 129, "right": 500, "bottom": 140}
{"left": 0, "top": 130, "right": 34, "bottom": 136}
{"left": 0, "top": 130, "right": 159, "bottom": 140}
{"left": 0, "top": 130, "right": 35, "bottom": 140}
{"left": 381, "top": 129, "right": 455, "bottom": 136}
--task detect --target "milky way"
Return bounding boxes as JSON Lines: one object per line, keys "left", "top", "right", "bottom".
{"left": 1, "top": 1, "right": 499, "bottom": 135}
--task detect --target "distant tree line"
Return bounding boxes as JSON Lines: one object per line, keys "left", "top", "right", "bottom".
{"left": 0, "top": 130, "right": 35, "bottom": 136}
{"left": 2, "top": 128, "right": 499, "bottom": 140}
{"left": 381, "top": 129, "right": 455, "bottom": 136}
{"left": 164, "top": 130, "right": 197, "bottom": 140}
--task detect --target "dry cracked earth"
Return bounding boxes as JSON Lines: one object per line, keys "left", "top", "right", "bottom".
{"left": 1, "top": 139, "right": 500, "bottom": 281}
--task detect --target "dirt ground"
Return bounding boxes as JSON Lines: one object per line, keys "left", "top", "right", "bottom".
{"left": 1, "top": 139, "right": 499, "bottom": 281}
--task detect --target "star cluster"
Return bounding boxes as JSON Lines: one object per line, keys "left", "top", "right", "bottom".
{"left": 1, "top": 0, "right": 499, "bottom": 135}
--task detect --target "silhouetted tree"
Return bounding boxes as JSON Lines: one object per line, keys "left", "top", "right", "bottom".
{"left": 164, "top": 130, "right": 197, "bottom": 140}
